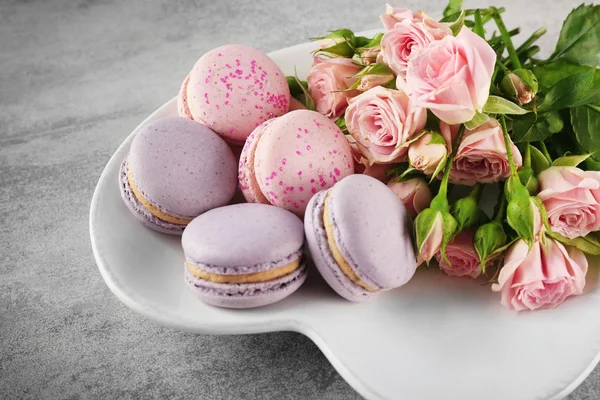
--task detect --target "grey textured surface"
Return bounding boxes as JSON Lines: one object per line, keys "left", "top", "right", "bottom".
{"left": 0, "top": 0, "right": 598, "bottom": 399}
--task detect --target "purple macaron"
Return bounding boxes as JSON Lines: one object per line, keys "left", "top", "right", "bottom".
{"left": 182, "top": 203, "right": 307, "bottom": 308}
{"left": 304, "top": 174, "right": 417, "bottom": 302}
{"left": 119, "top": 117, "right": 237, "bottom": 235}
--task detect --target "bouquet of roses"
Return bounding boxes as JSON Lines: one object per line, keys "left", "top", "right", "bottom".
{"left": 288, "top": 2, "right": 600, "bottom": 311}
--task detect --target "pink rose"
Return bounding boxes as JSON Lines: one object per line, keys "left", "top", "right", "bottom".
{"left": 435, "top": 230, "right": 481, "bottom": 279}
{"left": 357, "top": 73, "right": 394, "bottom": 91}
{"left": 408, "top": 132, "right": 448, "bottom": 176}
{"left": 388, "top": 178, "right": 432, "bottom": 217}
{"left": 345, "top": 86, "right": 426, "bottom": 164}
{"left": 379, "top": 4, "right": 413, "bottom": 31}
{"left": 406, "top": 27, "right": 496, "bottom": 124}
{"left": 537, "top": 167, "right": 600, "bottom": 238}
{"left": 307, "top": 57, "right": 362, "bottom": 119}
{"left": 381, "top": 12, "right": 451, "bottom": 76}
{"left": 492, "top": 238, "right": 588, "bottom": 311}
{"left": 441, "top": 119, "right": 522, "bottom": 186}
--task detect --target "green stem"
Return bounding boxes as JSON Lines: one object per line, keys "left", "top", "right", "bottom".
{"left": 488, "top": 28, "right": 520, "bottom": 45}
{"left": 470, "top": 183, "right": 483, "bottom": 200}
{"left": 538, "top": 141, "right": 552, "bottom": 164}
{"left": 439, "top": 124, "right": 466, "bottom": 197}
{"left": 500, "top": 116, "right": 518, "bottom": 178}
{"left": 524, "top": 143, "right": 532, "bottom": 167}
{"left": 474, "top": 10, "right": 485, "bottom": 38}
{"left": 491, "top": 8, "right": 521, "bottom": 69}
{"left": 515, "top": 27, "right": 547, "bottom": 56}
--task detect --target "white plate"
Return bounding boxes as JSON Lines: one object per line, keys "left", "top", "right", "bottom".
{"left": 90, "top": 35, "right": 600, "bottom": 400}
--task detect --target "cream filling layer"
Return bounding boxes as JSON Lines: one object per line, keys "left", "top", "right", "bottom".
{"left": 186, "top": 259, "right": 300, "bottom": 284}
{"left": 127, "top": 166, "right": 192, "bottom": 225}
{"left": 323, "top": 193, "right": 375, "bottom": 292}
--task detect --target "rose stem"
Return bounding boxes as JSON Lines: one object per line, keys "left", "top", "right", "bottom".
{"left": 488, "top": 28, "right": 520, "bottom": 46}
{"left": 470, "top": 183, "right": 483, "bottom": 200}
{"left": 523, "top": 143, "right": 532, "bottom": 167}
{"left": 493, "top": 188, "right": 507, "bottom": 222}
{"left": 491, "top": 7, "right": 521, "bottom": 69}
{"left": 537, "top": 141, "right": 552, "bottom": 164}
{"left": 515, "top": 27, "right": 547, "bottom": 56}
{"left": 474, "top": 10, "right": 485, "bottom": 38}
{"left": 500, "top": 115, "right": 518, "bottom": 178}
{"left": 438, "top": 124, "right": 466, "bottom": 199}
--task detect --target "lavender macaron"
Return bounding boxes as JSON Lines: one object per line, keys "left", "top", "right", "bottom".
{"left": 304, "top": 174, "right": 417, "bottom": 302}
{"left": 119, "top": 117, "right": 237, "bottom": 235}
{"left": 182, "top": 203, "right": 307, "bottom": 308}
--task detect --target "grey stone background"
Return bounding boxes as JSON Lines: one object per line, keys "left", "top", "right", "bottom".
{"left": 0, "top": 0, "right": 597, "bottom": 398}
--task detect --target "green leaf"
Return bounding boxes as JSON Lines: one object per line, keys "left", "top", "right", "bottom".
{"left": 443, "top": 0, "right": 463, "bottom": 18}
{"left": 449, "top": 8, "right": 465, "bottom": 36}
{"left": 482, "top": 95, "right": 530, "bottom": 115}
{"left": 538, "top": 69, "right": 595, "bottom": 111}
{"left": 552, "top": 153, "right": 592, "bottom": 167}
{"left": 533, "top": 61, "right": 591, "bottom": 91}
{"left": 571, "top": 104, "right": 600, "bottom": 157}
{"left": 355, "top": 63, "right": 393, "bottom": 76}
{"left": 511, "top": 112, "right": 563, "bottom": 143}
{"left": 547, "top": 230, "right": 600, "bottom": 256}
{"left": 530, "top": 145, "right": 551, "bottom": 174}
{"left": 464, "top": 111, "right": 489, "bottom": 130}
{"left": 548, "top": 4, "right": 600, "bottom": 67}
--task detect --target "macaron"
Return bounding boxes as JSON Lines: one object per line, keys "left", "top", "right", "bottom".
{"left": 238, "top": 109, "right": 354, "bottom": 216}
{"left": 178, "top": 44, "right": 291, "bottom": 145}
{"left": 304, "top": 174, "right": 417, "bottom": 302}
{"left": 182, "top": 203, "right": 307, "bottom": 308}
{"left": 119, "top": 117, "right": 237, "bottom": 235}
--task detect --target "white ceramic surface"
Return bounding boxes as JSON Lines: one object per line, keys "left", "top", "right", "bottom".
{"left": 90, "top": 36, "right": 600, "bottom": 400}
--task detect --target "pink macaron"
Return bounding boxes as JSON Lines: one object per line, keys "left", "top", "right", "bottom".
{"left": 178, "top": 44, "right": 291, "bottom": 146}
{"left": 238, "top": 109, "right": 354, "bottom": 216}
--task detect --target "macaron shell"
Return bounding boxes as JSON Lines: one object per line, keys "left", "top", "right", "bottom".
{"left": 185, "top": 44, "right": 290, "bottom": 143}
{"left": 238, "top": 120, "right": 273, "bottom": 204}
{"left": 254, "top": 110, "right": 354, "bottom": 216}
{"left": 184, "top": 263, "right": 307, "bottom": 309}
{"left": 128, "top": 117, "right": 237, "bottom": 218}
{"left": 119, "top": 157, "right": 185, "bottom": 235}
{"left": 182, "top": 203, "right": 304, "bottom": 270}
{"left": 304, "top": 191, "right": 372, "bottom": 302}
{"left": 328, "top": 174, "right": 417, "bottom": 289}
{"left": 177, "top": 74, "right": 193, "bottom": 120}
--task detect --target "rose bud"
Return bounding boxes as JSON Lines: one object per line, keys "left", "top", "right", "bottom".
{"left": 506, "top": 194, "right": 543, "bottom": 246}
{"left": 408, "top": 132, "right": 448, "bottom": 177}
{"left": 474, "top": 220, "right": 507, "bottom": 272}
{"left": 450, "top": 186, "right": 488, "bottom": 233}
{"left": 356, "top": 73, "right": 395, "bottom": 91}
{"left": 388, "top": 178, "right": 432, "bottom": 218}
{"left": 537, "top": 166, "right": 600, "bottom": 238}
{"left": 435, "top": 230, "right": 482, "bottom": 279}
{"left": 307, "top": 57, "right": 362, "bottom": 119}
{"left": 415, "top": 208, "right": 457, "bottom": 264}
{"left": 518, "top": 165, "right": 539, "bottom": 195}
{"left": 500, "top": 69, "right": 538, "bottom": 106}
{"left": 492, "top": 237, "right": 587, "bottom": 311}
{"left": 314, "top": 28, "right": 357, "bottom": 58}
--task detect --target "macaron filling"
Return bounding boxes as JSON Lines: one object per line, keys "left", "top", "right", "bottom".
{"left": 323, "top": 193, "right": 376, "bottom": 292}
{"left": 186, "top": 259, "right": 300, "bottom": 284}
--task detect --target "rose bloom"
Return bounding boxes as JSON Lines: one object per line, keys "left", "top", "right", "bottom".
{"left": 345, "top": 86, "right": 426, "bottom": 164}
{"left": 381, "top": 11, "right": 451, "bottom": 76}
{"left": 360, "top": 46, "right": 383, "bottom": 65}
{"left": 379, "top": 4, "right": 413, "bottom": 31}
{"left": 537, "top": 166, "right": 600, "bottom": 238}
{"left": 440, "top": 119, "right": 522, "bottom": 186}
{"left": 408, "top": 132, "right": 448, "bottom": 176}
{"left": 387, "top": 178, "right": 432, "bottom": 217}
{"left": 435, "top": 230, "right": 481, "bottom": 279}
{"left": 405, "top": 26, "right": 496, "bottom": 125}
{"left": 357, "top": 74, "right": 394, "bottom": 92}
{"left": 307, "top": 57, "right": 362, "bottom": 119}
{"left": 492, "top": 238, "right": 588, "bottom": 311}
